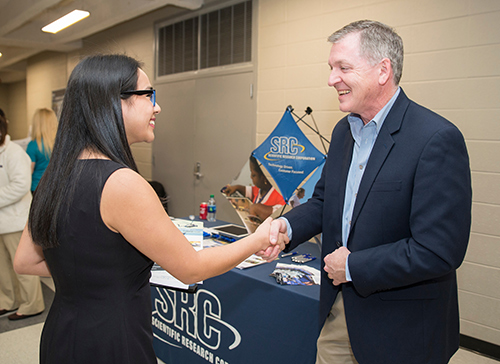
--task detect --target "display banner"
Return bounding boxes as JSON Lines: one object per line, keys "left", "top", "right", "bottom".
{"left": 252, "top": 109, "right": 326, "bottom": 202}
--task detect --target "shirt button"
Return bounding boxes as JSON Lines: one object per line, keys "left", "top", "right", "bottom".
{"left": 359, "top": 165, "right": 363, "bottom": 170}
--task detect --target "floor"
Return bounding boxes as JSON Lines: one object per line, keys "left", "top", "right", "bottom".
{"left": 1, "top": 281, "right": 498, "bottom": 364}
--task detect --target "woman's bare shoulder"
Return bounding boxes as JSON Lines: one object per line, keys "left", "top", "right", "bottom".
{"left": 100, "top": 167, "right": 161, "bottom": 229}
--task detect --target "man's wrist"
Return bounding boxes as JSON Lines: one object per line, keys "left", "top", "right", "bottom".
{"left": 345, "top": 254, "right": 352, "bottom": 281}
{"left": 278, "top": 216, "right": 293, "bottom": 241}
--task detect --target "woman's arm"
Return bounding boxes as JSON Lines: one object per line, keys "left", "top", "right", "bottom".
{"left": 14, "top": 225, "right": 51, "bottom": 277}
{"left": 249, "top": 203, "right": 274, "bottom": 221}
{"left": 101, "top": 169, "right": 283, "bottom": 285}
{"left": 222, "top": 184, "right": 246, "bottom": 196}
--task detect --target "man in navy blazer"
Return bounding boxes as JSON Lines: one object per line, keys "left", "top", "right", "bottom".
{"left": 268, "top": 20, "right": 472, "bottom": 364}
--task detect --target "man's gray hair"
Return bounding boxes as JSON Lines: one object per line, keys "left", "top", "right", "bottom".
{"left": 328, "top": 20, "right": 404, "bottom": 85}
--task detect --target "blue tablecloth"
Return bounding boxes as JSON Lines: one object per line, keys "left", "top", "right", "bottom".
{"left": 151, "top": 219, "right": 321, "bottom": 364}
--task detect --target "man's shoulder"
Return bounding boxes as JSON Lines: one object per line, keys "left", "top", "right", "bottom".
{"left": 389, "top": 98, "right": 466, "bottom": 153}
{"left": 406, "top": 99, "right": 458, "bottom": 130}
{"left": 383, "top": 89, "right": 456, "bottom": 132}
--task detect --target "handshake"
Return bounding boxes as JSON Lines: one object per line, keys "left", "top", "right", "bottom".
{"left": 251, "top": 218, "right": 289, "bottom": 262}
{"left": 250, "top": 217, "right": 350, "bottom": 285}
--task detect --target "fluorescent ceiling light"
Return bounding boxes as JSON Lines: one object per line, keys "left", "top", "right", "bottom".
{"left": 42, "top": 10, "right": 90, "bottom": 34}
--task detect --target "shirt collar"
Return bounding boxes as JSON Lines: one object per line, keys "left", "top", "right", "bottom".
{"left": 348, "top": 87, "right": 401, "bottom": 135}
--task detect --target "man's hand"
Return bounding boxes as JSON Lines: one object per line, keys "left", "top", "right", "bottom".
{"left": 324, "top": 246, "right": 350, "bottom": 286}
{"left": 256, "top": 219, "right": 289, "bottom": 262}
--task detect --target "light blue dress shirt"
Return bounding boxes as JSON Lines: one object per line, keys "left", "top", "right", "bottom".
{"left": 281, "top": 88, "right": 401, "bottom": 282}
{"left": 342, "top": 88, "right": 400, "bottom": 280}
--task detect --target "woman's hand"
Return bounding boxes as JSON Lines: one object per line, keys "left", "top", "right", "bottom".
{"left": 254, "top": 218, "right": 288, "bottom": 262}
{"left": 222, "top": 184, "right": 236, "bottom": 195}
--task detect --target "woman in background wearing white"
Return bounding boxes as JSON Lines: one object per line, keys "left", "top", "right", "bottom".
{"left": 0, "top": 111, "right": 45, "bottom": 320}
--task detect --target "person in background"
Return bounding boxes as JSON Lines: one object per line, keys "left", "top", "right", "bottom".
{"left": 223, "top": 155, "right": 286, "bottom": 221}
{"left": 26, "top": 108, "right": 58, "bottom": 195}
{"left": 268, "top": 20, "right": 472, "bottom": 364}
{"left": 13, "top": 54, "right": 285, "bottom": 364}
{"left": 0, "top": 111, "right": 45, "bottom": 320}
{"left": 148, "top": 180, "right": 169, "bottom": 213}
{"left": 289, "top": 187, "right": 305, "bottom": 208}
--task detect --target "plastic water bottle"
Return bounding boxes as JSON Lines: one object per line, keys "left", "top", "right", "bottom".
{"left": 207, "top": 194, "right": 216, "bottom": 222}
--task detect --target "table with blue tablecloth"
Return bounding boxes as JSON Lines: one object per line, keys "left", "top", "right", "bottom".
{"left": 150, "top": 219, "right": 321, "bottom": 364}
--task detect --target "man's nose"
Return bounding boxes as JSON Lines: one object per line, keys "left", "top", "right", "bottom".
{"left": 328, "top": 69, "right": 341, "bottom": 87}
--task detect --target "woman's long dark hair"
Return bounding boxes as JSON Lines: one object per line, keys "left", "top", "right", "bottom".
{"left": 29, "top": 54, "right": 142, "bottom": 249}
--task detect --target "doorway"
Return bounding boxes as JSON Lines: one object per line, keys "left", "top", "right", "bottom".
{"left": 152, "top": 70, "right": 255, "bottom": 223}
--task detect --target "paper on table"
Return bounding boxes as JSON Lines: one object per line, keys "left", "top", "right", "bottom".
{"left": 236, "top": 254, "right": 268, "bottom": 269}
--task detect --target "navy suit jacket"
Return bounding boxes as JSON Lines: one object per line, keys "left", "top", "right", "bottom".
{"left": 283, "top": 89, "right": 472, "bottom": 364}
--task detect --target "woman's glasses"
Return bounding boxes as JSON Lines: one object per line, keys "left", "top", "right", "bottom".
{"left": 121, "top": 89, "right": 156, "bottom": 105}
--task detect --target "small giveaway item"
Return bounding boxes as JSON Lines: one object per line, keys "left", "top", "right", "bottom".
{"left": 270, "top": 263, "right": 320, "bottom": 286}
{"left": 291, "top": 253, "right": 316, "bottom": 264}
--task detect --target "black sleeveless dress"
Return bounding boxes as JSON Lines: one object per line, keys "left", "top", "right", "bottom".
{"left": 40, "top": 160, "right": 156, "bottom": 364}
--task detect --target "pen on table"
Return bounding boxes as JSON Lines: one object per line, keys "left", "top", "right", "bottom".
{"left": 281, "top": 251, "right": 298, "bottom": 258}
{"left": 203, "top": 231, "right": 236, "bottom": 243}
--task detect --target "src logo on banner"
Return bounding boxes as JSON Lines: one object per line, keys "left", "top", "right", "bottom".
{"left": 264, "top": 136, "right": 305, "bottom": 160}
{"left": 152, "top": 287, "right": 241, "bottom": 352}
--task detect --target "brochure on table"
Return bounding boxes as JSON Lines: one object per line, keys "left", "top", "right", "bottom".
{"left": 270, "top": 263, "right": 321, "bottom": 286}
{"left": 221, "top": 192, "right": 260, "bottom": 234}
{"left": 221, "top": 191, "right": 292, "bottom": 234}
{"left": 149, "top": 219, "right": 203, "bottom": 291}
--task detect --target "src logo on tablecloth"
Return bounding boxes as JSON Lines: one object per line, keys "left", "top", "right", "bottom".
{"left": 152, "top": 287, "right": 240, "bottom": 363}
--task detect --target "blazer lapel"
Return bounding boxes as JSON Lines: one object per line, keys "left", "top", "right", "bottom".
{"left": 348, "top": 90, "right": 410, "bottom": 233}
{"left": 339, "top": 123, "right": 354, "bottom": 223}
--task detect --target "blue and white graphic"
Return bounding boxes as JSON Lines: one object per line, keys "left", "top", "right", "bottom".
{"left": 252, "top": 109, "right": 326, "bottom": 202}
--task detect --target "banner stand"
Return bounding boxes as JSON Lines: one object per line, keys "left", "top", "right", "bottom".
{"left": 287, "top": 105, "right": 330, "bottom": 155}
{"left": 252, "top": 106, "right": 329, "bottom": 210}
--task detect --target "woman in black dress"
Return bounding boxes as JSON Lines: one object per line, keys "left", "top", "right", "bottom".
{"left": 14, "top": 54, "right": 285, "bottom": 364}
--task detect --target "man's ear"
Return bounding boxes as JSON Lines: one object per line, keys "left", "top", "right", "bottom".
{"left": 378, "top": 58, "right": 392, "bottom": 85}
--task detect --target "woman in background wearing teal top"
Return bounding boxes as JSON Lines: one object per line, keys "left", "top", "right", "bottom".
{"left": 26, "top": 108, "right": 58, "bottom": 194}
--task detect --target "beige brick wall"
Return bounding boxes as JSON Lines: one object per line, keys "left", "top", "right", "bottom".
{"left": 257, "top": 0, "right": 500, "bottom": 346}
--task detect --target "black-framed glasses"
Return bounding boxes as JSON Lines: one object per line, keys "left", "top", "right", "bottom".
{"left": 121, "top": 89, "right": 156, "bottom": 105}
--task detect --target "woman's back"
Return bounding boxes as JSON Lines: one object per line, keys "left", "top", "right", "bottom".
{"left": 26, "top": 139, "right": 50, "bottom": 192}
{"left": 40, "top": 159, "right": 155, "bottom": 364}
{"left": 27, "top": 108, "right": 58, "bottom": 192}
